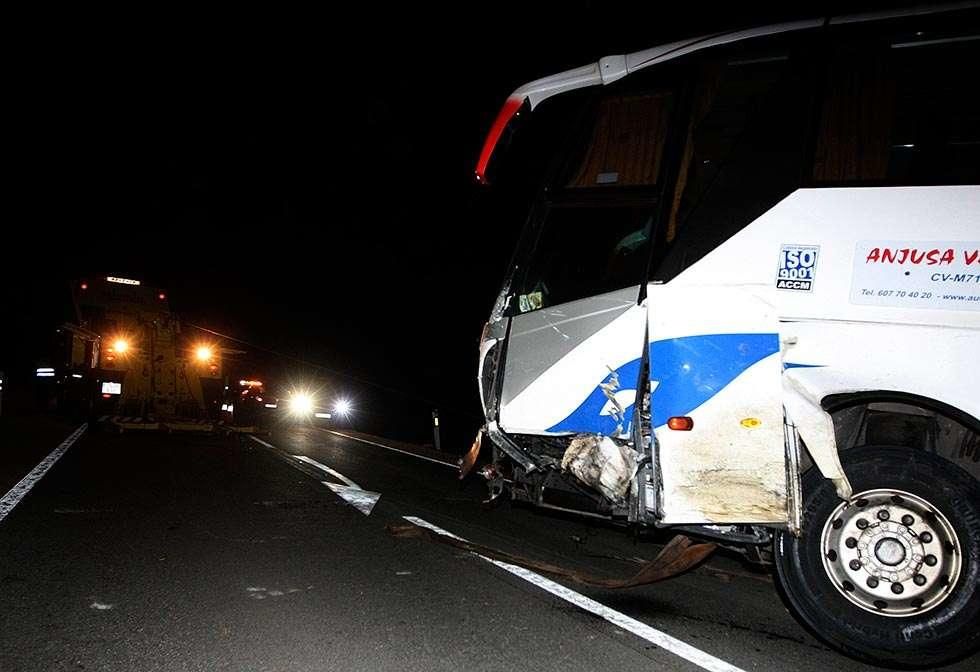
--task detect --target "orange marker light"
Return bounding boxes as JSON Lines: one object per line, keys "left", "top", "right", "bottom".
{"left": 667, "top": 416, "right": 694, "bottom": 431}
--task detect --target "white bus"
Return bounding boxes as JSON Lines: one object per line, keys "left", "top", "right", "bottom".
{"left": 473, "top": 4, "right": 979, "bottom": 667}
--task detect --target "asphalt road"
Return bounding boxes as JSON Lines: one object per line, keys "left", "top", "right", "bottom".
{"left": 0, "top": 420, "right": 976, "bottom": 671}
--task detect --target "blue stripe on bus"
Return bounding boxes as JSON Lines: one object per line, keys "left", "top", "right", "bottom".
{"left": 546, "top": 333, "right": 780, "bottom": 435}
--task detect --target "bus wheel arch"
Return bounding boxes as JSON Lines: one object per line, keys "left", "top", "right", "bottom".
{"left": 820, "top": 390, "right": 980, "bottom": 484}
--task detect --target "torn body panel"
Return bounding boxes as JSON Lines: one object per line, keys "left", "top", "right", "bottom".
{"left": 458, "top": 430, "right": 483, "bottom": 480}
{"left": 498, "top": 286, "right": 647, "bottom": 437}
{"left": 489, "top": 281, "right": 802, "bottom": 527}
{"left": 648, "top": 283, "right": 796, "bottom": 526}
{"left": 782, "top": 373, "right": 851, "bottom": 499}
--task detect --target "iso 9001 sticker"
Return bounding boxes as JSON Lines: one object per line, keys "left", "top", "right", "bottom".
{"left": 776, "top": 244, "right": 819, "bottom": 291}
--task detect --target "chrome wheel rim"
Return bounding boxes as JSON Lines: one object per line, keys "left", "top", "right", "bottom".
{"left": 820, "top": 488, "right": 961, "bottom": 617}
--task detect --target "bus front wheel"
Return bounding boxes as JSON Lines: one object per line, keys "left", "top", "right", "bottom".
{"left": 773, "top": 446, "right": 980, "bottom": 668}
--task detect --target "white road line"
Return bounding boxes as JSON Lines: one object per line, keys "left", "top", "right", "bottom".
{"left": 249, "top": 435, "right": 384, "bottom": 515}
{"left": 322, "top": 482, "right": 381, "bottom": 516}
{"left": 0, "top": 423, "right": 88, "bottom": 525}
{"left": 249, "top": 434, "right": 364, "bottom": 490}
{"left": 291, "top": 455, "right": 360, "bottom": 489}
{"left": 403, "top": 516, "right": 746, "bottom": 672}
{"left": 322, "top": 429, "right": 459, "bottom": 469}
{"left": 249, "top": 436, "right": 361, "bottom": 488}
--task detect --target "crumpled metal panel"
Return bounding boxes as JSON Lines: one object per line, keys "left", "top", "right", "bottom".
{"left": 561, "top": 434, "right": 638, "bottom": 502}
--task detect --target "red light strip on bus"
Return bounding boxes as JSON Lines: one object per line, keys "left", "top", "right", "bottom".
{"left": 474, "top": 96, "right": 525, "bottom": 184}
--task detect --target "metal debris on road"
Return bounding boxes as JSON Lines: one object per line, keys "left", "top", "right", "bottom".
{"left": 388, "top": 523, "right": 715, "bottom": 588}
{"left": 458, "top": 430, "right": 482, "bottom": 479}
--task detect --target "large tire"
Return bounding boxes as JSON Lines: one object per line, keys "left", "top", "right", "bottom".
{"left": 774, "top": 446, "right": 980, "bottom": 668}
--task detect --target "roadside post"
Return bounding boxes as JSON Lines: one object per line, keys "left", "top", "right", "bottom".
{"left": 432, "top": 409, "right": 441, "bottom": 451}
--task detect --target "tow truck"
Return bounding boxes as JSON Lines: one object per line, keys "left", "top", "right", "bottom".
{"left": 52, "top": 276, "right": 222, "bottom": 428}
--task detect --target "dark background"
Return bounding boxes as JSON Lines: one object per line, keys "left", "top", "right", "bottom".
{"left": 2, "top": 2, "right": 898, "bottom": 446}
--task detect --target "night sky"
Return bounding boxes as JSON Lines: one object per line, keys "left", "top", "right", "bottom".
{"left": 4, "top": 2, "right": 884, "bottom": 443}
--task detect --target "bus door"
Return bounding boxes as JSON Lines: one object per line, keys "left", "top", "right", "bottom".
{"left": 647, "top": 284, "right": 789, "bottom": 525}
{"left": 643, "top": 39, "right": 815, "bottom": 527}
{"left": 497, "top": 205, "right": 652, "bottom": 438}
{"left": 496, "top": 85, "right": 677, "bottom": 440}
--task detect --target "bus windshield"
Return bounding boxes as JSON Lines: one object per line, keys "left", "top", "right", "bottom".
{"left": 485, "top": 78, "right": 676, "bottom": 314}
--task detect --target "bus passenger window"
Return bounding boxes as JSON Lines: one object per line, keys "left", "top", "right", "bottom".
{"left": 564, "top": 93, "right": 672, "bottom": 188}
{"left": 811, "top": 34, "right": 980, "bottom": 185}
{"left": 651, "top": 51, "right": 809, "bottom": 282}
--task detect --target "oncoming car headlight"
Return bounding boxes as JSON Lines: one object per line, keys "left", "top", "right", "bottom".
{"left": 287, "top": 392, "right": 315, "bottom": 416}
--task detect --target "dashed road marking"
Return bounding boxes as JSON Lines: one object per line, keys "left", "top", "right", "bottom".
{"left": 0, "top": 424, "right": 88, "bottom": 525}
{"left": 249, "top": 435, "right": 361, "bottom": 489}
{"left": 322, "top": 429, "right": 459, "bottom": 469}
{"left": 290, "top": 454, "right": 360, "bottom": 489}
{"left": 250, "top": 437, "right": 358, "bottom": 487}
{"left": 250, "top": 436, "right": 380, "bottom": 516}
{"left": 321, "top": 481, "right": 380, "bottom": 515}
{"left": 403, "top": 516, "right": 746, "bottom": 672}
{"left": 251, "top": 434, "right": 745, "bottom": 669}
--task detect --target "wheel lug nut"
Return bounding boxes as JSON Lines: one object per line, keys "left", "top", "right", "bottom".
{"left": 901, "top": 514, "right": 914, "bottom": 526}
{"left": 849, "top": 559, "right": 862, "bottom": 570}
{"left": 920, "top": 532, "right": 932, "bottom": 543}
{"left": 891, "top": 582, "right": 904, "bottom": 595}
{"left": 913, "top": 574, "right": 927, "bottom": 586}
{"left": 924, "top": 554, "right": 937, "bottom": 566}
{"left": 866, "top": 577, "right": 879, "bottom": 588}
{"left": 856, "top": 519, "right": 869, "bottom": 530}
{"left": 877, "top": 509, "right": 890, "bottom": 521}
{"left": 845, "top": 537, "right": 858, "bottom": 548}
{"left": 832, "top": 518, "right": 843, "bottom": 530}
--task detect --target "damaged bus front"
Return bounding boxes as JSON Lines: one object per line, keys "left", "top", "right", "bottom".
{"left": 471, "top": 7, "right": 980, "bottom": 669}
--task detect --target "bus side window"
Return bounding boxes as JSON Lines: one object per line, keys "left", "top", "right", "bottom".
{"left": 565, "top": 93, "right": 673, "bottom": 188}
{"left": 650, "top": 49, "right": 810, "bottom": 282}
{"left": 811, "top": 31, "right": 980, "bottom": 185}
